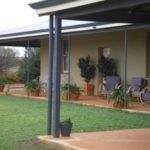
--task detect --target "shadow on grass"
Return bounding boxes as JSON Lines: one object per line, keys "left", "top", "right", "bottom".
{"left": 18, "top": 138, "right": 56, "bottom": 150}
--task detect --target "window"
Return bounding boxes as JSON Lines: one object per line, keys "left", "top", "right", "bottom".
{"left": 62, "top": 40, "right": 69, "bottom": 72}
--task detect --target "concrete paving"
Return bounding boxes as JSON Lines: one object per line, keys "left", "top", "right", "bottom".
{"left": 39, "top": 128, "right": 150, "bottom": 150}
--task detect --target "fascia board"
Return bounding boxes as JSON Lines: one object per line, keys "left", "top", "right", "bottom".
{"left": 36, "top": 0, "right": 104, "bottom": 15}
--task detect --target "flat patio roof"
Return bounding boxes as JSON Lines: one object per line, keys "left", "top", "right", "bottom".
{"left": 0, "top": 19, "right": 132, "bottom": 47}
{"left": 1, "top": 19, "right": 150, "bottom": 47}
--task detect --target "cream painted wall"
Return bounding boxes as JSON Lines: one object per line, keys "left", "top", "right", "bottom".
{"left": 40, "top": 38, "right": 48, "bottom": 82}
{"left": 146, "top": 32, "right": 150, "bottom": 78}
{"left": 127, "top": 30, "right": 147, "bottom": 82}
{"left": 70, "top": 32, "right": 124, "bottom": 94}
{"left": 40, "top": 30, "right": 147, "bottom": 94}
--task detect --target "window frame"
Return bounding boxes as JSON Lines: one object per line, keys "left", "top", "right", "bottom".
{"left": 62, "top": 39, "right": 69, "bottom": 73}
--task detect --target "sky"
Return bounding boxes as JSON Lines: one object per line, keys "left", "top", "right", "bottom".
{"left": 0, "top": 0, "right": 48, "bottom": 57}
{"left": 0, "top": 0, "right": 47, "bottom": 31}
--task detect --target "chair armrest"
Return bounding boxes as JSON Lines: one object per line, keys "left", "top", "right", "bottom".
{"left": 98, "top": 83, "right": 106, "bottom": 92}
{"left": 141, "top": 86, "right": 150, "bottom": 94}
{"left": 127, "top": 86, "right": 133, "bottom": 94}
{"left": 115, "top": 84, "right": 122, "bottom": 89}
{"left": 140, "top": 86, "right": 150, "bottom": 105}
{"left": 132, "top": 86, "right": 141, "bottom": 92}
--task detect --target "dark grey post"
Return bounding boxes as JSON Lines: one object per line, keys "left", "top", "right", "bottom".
{"left": 52, "top": 16, "right": 62, "bottom": 137}
{"left": 47, "top": 15, "right": 54, "bottom": 135}
{"left": 25, "top": 41, "right": 30, "bottom": 83}
{"left": 123, "top": 30, "right": 128, "bottom": 108}
{"left": 25, "top": 48, "right": 28, "bottom": 83}
{"left": 68, "top": 36, "right": 71, "bottom": 99}
{"left": 27, "top": 41, "right": 30, "bottom": 82}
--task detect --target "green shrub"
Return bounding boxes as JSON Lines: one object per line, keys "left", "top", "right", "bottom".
{"left": 25, "top": 80, "right": 43, "bottom": 92}
{"left": 0, "top": 79, "right": 5, "bottom": 86}
{"left": 0, "top": 76, "right": 16, "bottom": 85}
{"left": 97, "top": 55, "right": 117, "bottom": 77}
{"left": 2, "top": 76, "right": 16, "bottom": 84}
{"left": 61, "top": 83, "right": 80, "bottom": 95}
{"left": 78, "top": 56, "right": 96, "bottom": 83}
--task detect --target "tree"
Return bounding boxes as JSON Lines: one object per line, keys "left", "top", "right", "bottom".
{"left": 17, "top": 48, "right": 40, "bottom": 82}
{"left": 0, "top": 47, "right": 19, "bottom": 72}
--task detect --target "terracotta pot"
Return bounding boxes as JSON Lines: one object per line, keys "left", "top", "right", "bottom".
{"left": 0, "top": 85, "right": 4, "bottom": 92}
{"left": 83, "top": 83, "right": 94, "bottom": 96}
{"left": 30, "top": 90, "right": 40, "bottom": 96}
{"left": 113, "top": 101, "right": 127, "bottom": 108}
{"left": 61, "top": 93, "right": 69, "bottom": 100}
{"left": 61, "top": 92, "right": 80, "bottom": 100}
{"left": 70, "top": 92, "right": 80, "bottom": 100}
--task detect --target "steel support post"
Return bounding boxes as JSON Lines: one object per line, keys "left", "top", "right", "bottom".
{"left": 27, "top": 41, "right": 30, "bottom": 82}
{"left": 52, "top": 16, "right": 62, "bottom": 137}
{"left": 25, "top": 48, "right": 28, "bottom": 83}
{"left": 68, "top": 36, "right": 71, "bottom": 99}
{"left": 124, "top": 30, "right": 128, "bottom": 108}
{"left": 25, "top": 41, "right": 30, "bottom": 83}
{"left": 47, "top": 15, "right": 54, "bottom": 135}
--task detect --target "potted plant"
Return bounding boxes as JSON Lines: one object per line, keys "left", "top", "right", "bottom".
{"left": 78, "top": 56, "right": 96, "bottom": 96}
{"left": 0, "top": 78, "right": 5, "bottom": 92}
{"left": 61, "top": 83, "right": 80, "bottom": 100}
{"left": 25, "top": 80, "right": 43, "bottom": 96}
{"left": 60, "top": 118, "right": 73, "bottom": 137}
{"left": 108, "top": 88, "right": 130, "bottom": 108}
{"left": 97, "top": 55, "right": 117, "bottom": 77}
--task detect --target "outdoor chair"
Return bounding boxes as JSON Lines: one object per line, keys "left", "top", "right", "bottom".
{"left": 99, "top": 76, "right": 120, "bottom": 98}
{"left": 140, "top": 79, "right": 150, "bottom": 106}
{"left": 127, "top": 77, "right": 144, "bottom": 99}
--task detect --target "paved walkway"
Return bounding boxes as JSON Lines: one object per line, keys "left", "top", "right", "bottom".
{"left": 72, "top": 96, "right": 150, "bottom": 114}
{"left": 39, "top": 128, "right": 150, "bottom": 150}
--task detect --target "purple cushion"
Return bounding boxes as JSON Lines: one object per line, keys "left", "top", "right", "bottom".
{"left": 106, "top": 76, "right": 120, "bottom": 91}
{"left": 131, "top": 77, "right": 144, "bottom": 86}
{"left": 142, "top": 93, "right": 150, "bottom": 100}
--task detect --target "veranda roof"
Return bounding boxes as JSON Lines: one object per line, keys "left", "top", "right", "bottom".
{"left": 0, "top": 19, "right": 131, "bottom": 47}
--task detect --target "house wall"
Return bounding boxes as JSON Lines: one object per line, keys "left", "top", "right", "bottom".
{"left": 127, "top": 30, "right": 147, "bottom": 82}
{"left": 147, "top": 32, "right": 150, "bottom": 78}
{"left": 70, "top": 31, "right": 124, "bottom": 94}
{"left": 40, "top": 38, "right": 48, "bottom": 82}
{"left": 40, "top": 29, "right": 147, "bottom": 94}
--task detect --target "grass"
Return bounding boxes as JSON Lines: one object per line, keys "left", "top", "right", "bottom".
{"left": 0, "top": 95, "right": 150, "bottom": 150}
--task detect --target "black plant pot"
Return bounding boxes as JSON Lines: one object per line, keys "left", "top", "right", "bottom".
{"left": 60, "top": 122, "right": 72, "bottom": 137}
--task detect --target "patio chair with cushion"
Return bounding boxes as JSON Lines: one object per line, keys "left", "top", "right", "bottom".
{"left": 99, "top": 76, "right": 121, "bottom": 98}
{"left": 140, "top": 79, "right": 150, "bottom": 106}
{"left": 127, "top": 77, "right": 144, "bottom": 99}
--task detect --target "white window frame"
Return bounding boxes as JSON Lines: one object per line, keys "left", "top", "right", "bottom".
{"left": 62, "top": 40, "right": 69, "bottom": 73}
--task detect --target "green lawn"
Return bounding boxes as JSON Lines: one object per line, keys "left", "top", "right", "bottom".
{"left": 0, "top": 95, "right": 150, "bottom": 150}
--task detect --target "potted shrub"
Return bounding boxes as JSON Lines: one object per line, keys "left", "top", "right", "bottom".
{"left": 97, "top": 55, "right": 118, "bottom": 93}
{"left": 78, "top": 56, "right": 96, "bottom": 96}
{"left": 61, "top": 83, "right": 80, "bottom": 100}
{"left": 97, "top": 55, "right": 118, "bottom": 78}
{"left": 0, "top": 79, "right": 5, "bottom": 92}
{"left": 108, "top": 88, "right": 130, "bottom": 108}
{"left": 25, "top": 80, "right": 43, "bottom": 96}
{"left": 60, "top": 118, "right": 72, "bottom": 137}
